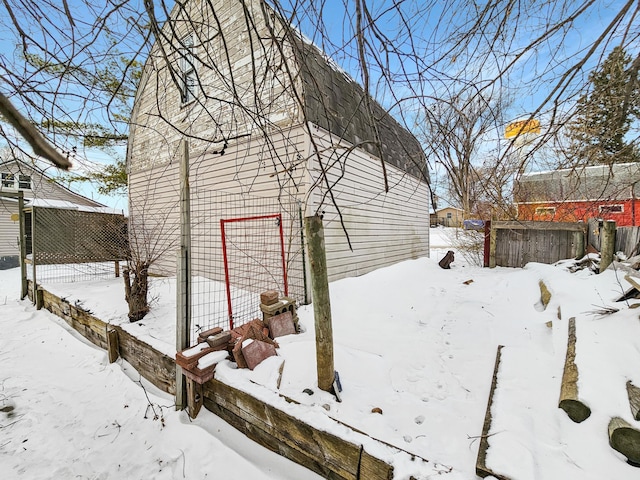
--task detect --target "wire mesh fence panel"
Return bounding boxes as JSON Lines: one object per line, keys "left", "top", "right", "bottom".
{"left": 189, "top": 190, "right": 306, "bottom": 342}
{"left": 221, "top": 213, "right": 287, "bottom": 329}
{"left": 26, "top": 206, "right": 128, "bottom": 284}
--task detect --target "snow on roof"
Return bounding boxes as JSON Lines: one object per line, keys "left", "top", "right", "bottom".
{"left": 516, "top": 162, "right": 640, "bottom": 202}
{"left": 27, "top": 198, "right": 125, "bottom": 215}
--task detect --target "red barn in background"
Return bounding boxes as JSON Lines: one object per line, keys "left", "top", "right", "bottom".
{"left": 515, "top": 163, "right": 640, "bottom": 226}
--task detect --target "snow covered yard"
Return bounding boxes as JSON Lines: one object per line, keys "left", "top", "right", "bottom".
{"left": 2, "top": 227, "right": 640, "bottom": 479}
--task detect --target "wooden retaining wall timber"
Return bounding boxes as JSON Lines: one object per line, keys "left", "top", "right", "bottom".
{"left": 30, "top": 281, "right": 176, "bottom": 394}
{"left": 202, "top": 378, "right": 393, "bottom": 480}
{"left": 27, "top": 281, "right": 396, "bottom": 479}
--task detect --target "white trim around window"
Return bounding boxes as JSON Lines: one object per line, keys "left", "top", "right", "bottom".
{"left": 1, "top": 172, "right": 32, "bottom": 190}
{"left": 599, "top": 204, "right": 623, "bottom": 214}
{"left": 535, "top": 206, "right": 556, "bottom": 216}
{"left": 180, "top": 35, "right": 196, "bottom": 105}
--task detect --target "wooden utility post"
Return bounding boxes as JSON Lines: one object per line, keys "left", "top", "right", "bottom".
{"left": 304, "top": 215, "right": 335, "bottom": 392}
{"left": 31, "top": 206, "right": 38, "bottom": 306}
{"left": 600, "top": 220, "right": 616, "bottom": 272}
{"left": 176, "top": 139, "right": 191, "bottom": 410}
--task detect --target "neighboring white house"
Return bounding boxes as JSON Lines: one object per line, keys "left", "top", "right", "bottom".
{"left": 127, "top": 0, "right": 431, "bottom": 303}
{"left": 0, "top": 159, "right": 107, "bottom": 269}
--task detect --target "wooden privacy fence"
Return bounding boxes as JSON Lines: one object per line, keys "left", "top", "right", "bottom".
{"left": 587, "top": 218, "right": 640, "bottom": 257}
{"left": 485, "top": 221, "right": 587, "bottom": 268}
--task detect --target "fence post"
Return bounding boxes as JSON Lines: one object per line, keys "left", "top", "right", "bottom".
{"left": 304, "top": 215, "right": 335, "bottom": 392}
{"left": 298, "top": 202, "right": 309, "bottom": 304}
{"left": 176, "top": 139, "right": 191, "bottom": 410}
{"left": 31, "top": 206, "right": 38, "bottom": 306}
{"left": 600, "top": 220, "right": 616, "bottom": 272}
{"left": 483, "top": 220, "right": 491, "bottom": 267}
{"left": 18, "top": 191, "right": 27, "bottom": 299}
{"left": 489, "top": 222, "right": 497, "bottom": 268}
{"left": 574, "top": 228, "right": 586, "bottom": 259}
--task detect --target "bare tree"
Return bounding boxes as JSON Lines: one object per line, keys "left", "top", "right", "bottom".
{"left": 0, "top": 0, "right": 638, "bottom": 316}
{"left": 1, "top": 1, "right": 636, "bottom": 174}
{"left": 420, "top": 90, "right": 510, "bottom": 216}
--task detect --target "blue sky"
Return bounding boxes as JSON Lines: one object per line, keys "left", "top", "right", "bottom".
{"left": 0, "top": 0, "right": 637, "bottom": 210}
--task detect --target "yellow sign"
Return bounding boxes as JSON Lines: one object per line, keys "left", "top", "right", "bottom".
{"left": 10, "top": 213, "right": 19, "bottom": 222}
{"left": 505, "top": 119, "right": 540, "bottom": 138}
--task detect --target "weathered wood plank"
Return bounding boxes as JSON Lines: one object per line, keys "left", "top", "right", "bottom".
{"left": 359, "top": 448, "right": 394, "bottom": 480}
{"left": 39, "top": 287, "right": 109, "bottom": 349}
{"left": 476, "top": 345, "right": 511, "bottom": 480}
{"left": 493, "top": 221, "right": 587, "bottom": 231}
{"left": 491, "top": 223, "right": 589, "bottom": 268}
{"left": 204, "top": 393, "right": 347, "bottom": 479}
{"left": 107, "top": 328, "right": 119, "bottom": 363}
{"left": 203, "top": 378, "right": 363, "bottom": 479}
{"left": 117, "top": 327, "right": 176, "bottom": 395}
{"left": 627, "top": 381, "right": 640, "bottom": 421}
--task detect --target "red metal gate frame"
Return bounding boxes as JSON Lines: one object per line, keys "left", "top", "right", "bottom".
{"left": 220, "top": 213, "right": 288, "bottom": 329}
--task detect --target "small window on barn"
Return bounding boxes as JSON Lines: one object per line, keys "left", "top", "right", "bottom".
{"left": 446, "top": 212, "right": 452, "bottom": 219}
{"left": 180, "top": 35, "right": 196, "bottom": 104}
{"left": 1, "top": 172, "right": 15, "bottom": 188}
{"left": 535, "top": 207, "right": 556, "bottom": 216}
{"left": 599, "top": 204, "right": 623, "bottom": 214}
{"left": 18, "top": 174, "right": 31, "bottom": 190}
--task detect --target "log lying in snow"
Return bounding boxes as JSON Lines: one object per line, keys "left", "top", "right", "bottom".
{"left": 608, "top": 416, "right": 640, "bottom": 467}
{"left": 539, "top": 280, "right": 551, "bottom": 310}
{"left": 476, "top": 345, "right": 511, "bottom": 480}
{"left": 627, "top": 381, "right": 640, "bottom": 421}
{"left": 558, "top": 317, "right": 591, "bottom": 423}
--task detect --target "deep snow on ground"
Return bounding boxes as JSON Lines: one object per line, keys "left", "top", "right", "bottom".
{"left": 2, "top": 227, "right": 640, "bottom": 479}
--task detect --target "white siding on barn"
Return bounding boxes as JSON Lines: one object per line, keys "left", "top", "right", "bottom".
{"left": 128, "top": 126, "right": 309, "bottom": 280}
{"left": 307, "top": 128, "right": 430, "bottom": 281}
{"left": 127, "top": 0, "right": 430, "bottom": 299}
{"left": 127, "top": 0, "right": 301, "bottom": 175}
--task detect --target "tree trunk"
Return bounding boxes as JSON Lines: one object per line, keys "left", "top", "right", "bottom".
{"left": 609, "top": 416, "right": 640, "bottom": 466}
{"left": 558, "top": 317, "right": 591, "bottom": 423}
{"left": 124, "top": 261, "right": 150, "bottom": 322}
